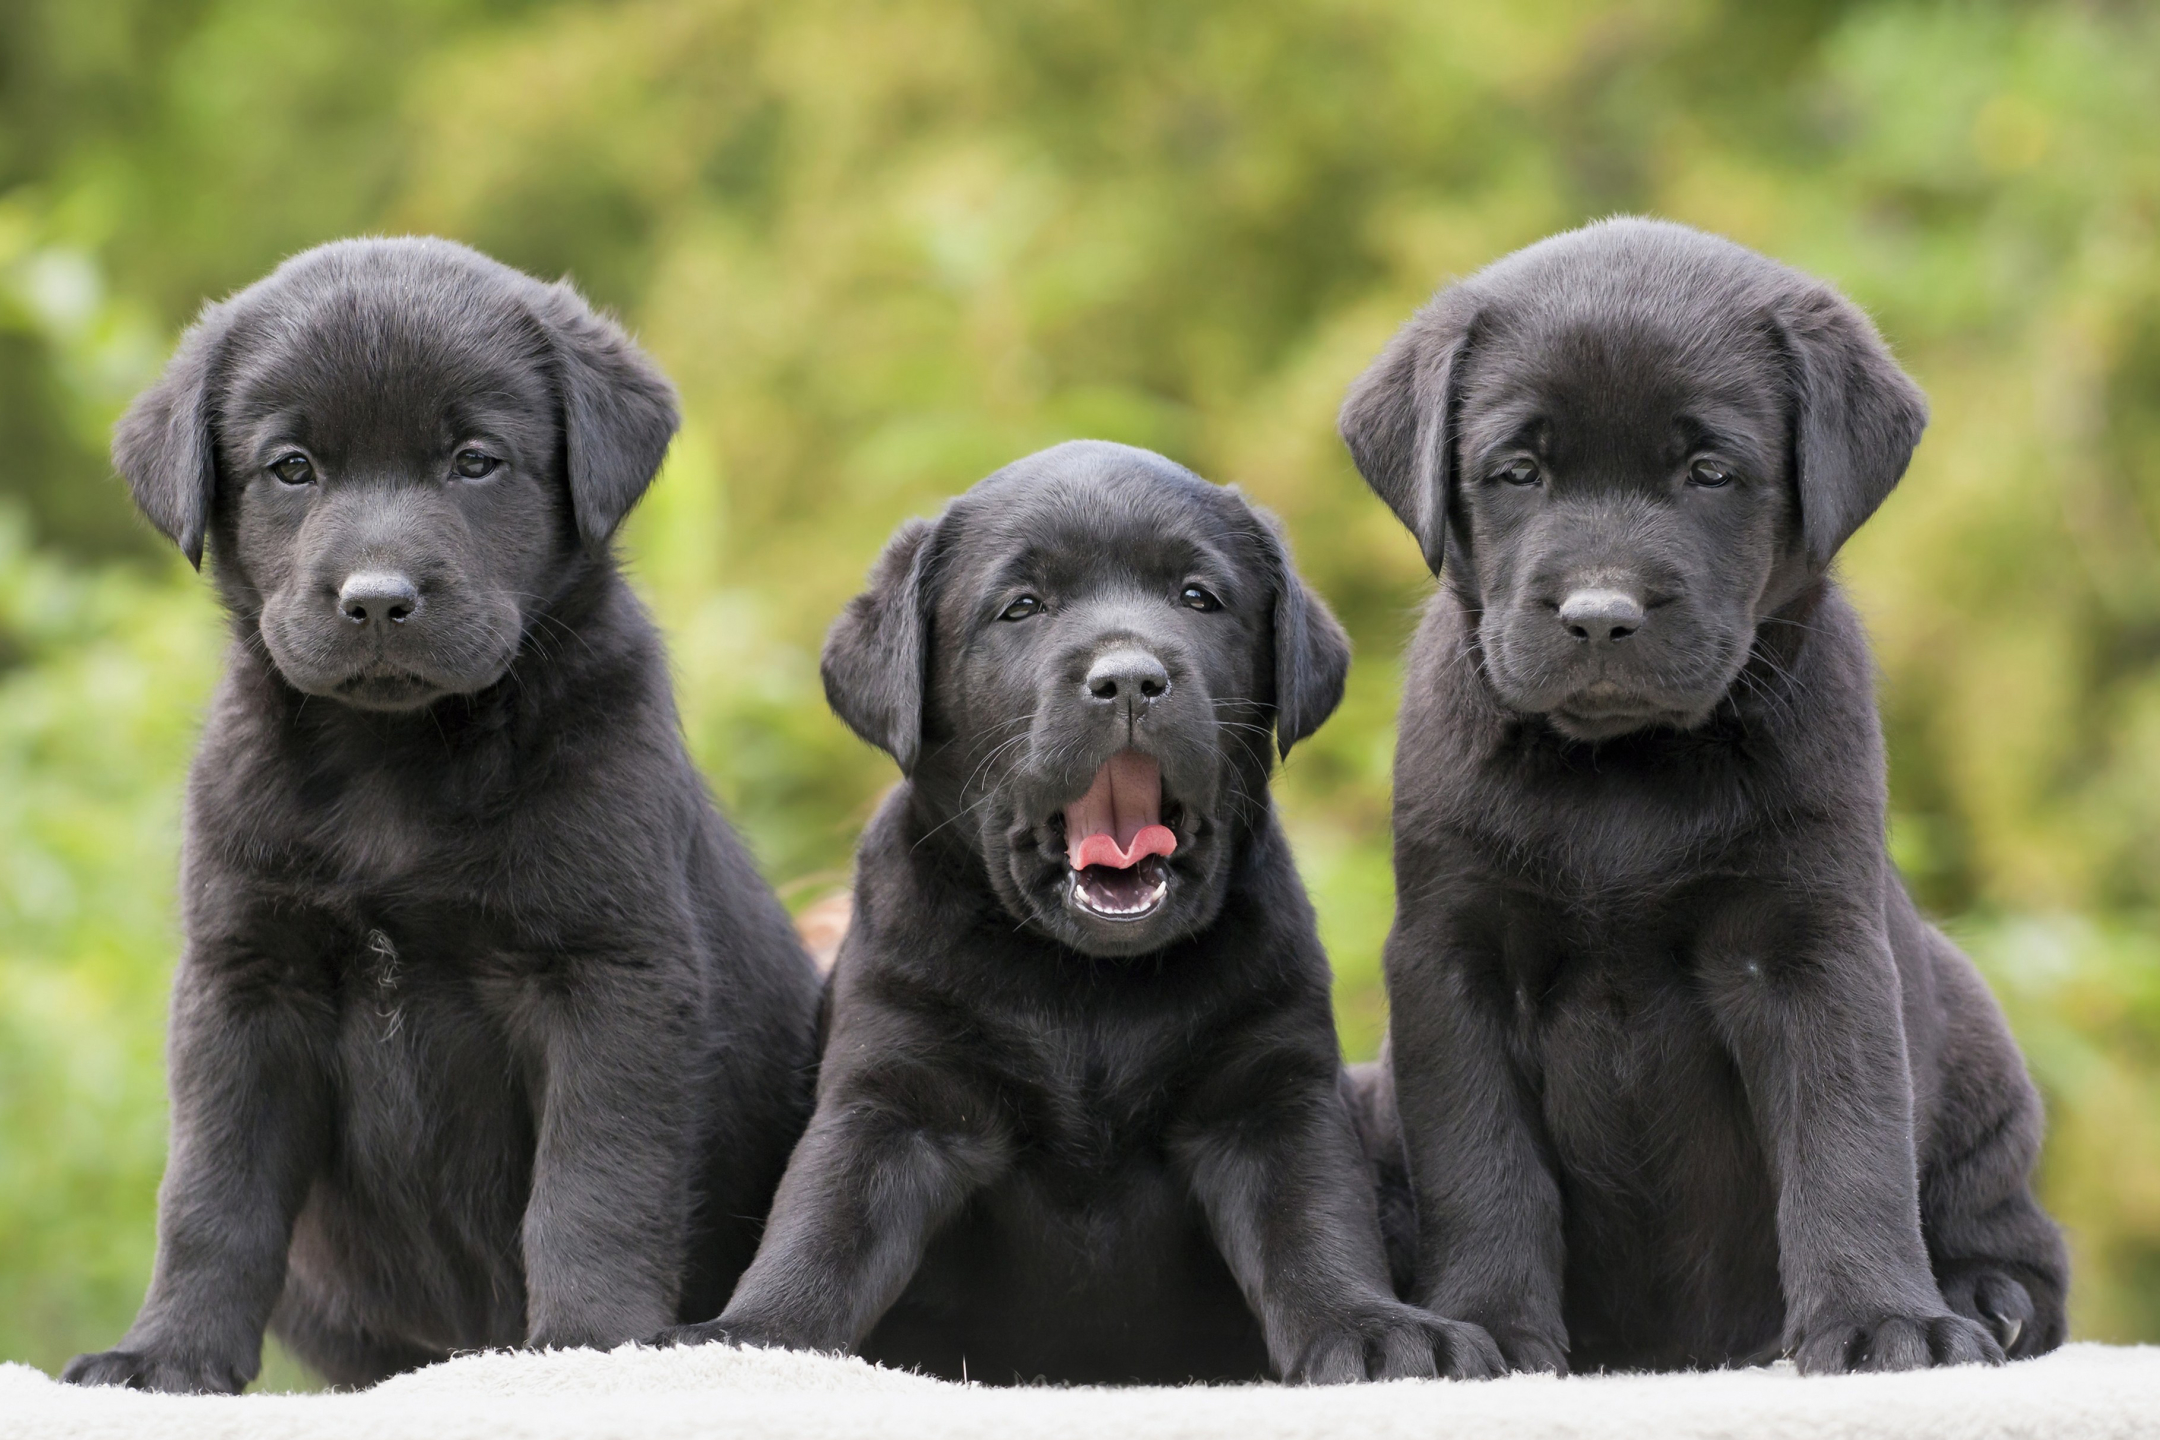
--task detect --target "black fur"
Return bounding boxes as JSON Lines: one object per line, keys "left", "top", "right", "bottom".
{"left": 1338, "top": 219, "right": 2066, "bottom": 1375}
{"left": 663, "top": 441, "right": 1500, "bottom": 1384}
{"left": 63, "top": 237, "right": 822, "bottom": 1394}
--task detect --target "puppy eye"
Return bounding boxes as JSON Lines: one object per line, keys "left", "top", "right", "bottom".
{"left": 268, "top": 453, "right": 315, "bottom": 487}
{"left": 1689, "top": 459, "right": 1733, "bottom": 488}
{"left": 453, "top": 448, "right": 501, "bottom": 480}
{"left": 1180, "top": 585, "right": 1221, "bottom": 612}
{"left": 1499, "top": 457, "right": 1541, "bottom": 487}
{"left": 1000, "top": 594, "right": 1043, "bottom": 622}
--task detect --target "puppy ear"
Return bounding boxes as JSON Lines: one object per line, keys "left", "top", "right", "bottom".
{"left": 1256, "top": 510, "right": 1351, "bottom": 759}
{"left": 1774, "top": 282, "right": 1928, "bottom": 568}
{"left": 113, "top": 303, "right": 233, "bottom": 569}
{"left": 822, "top": 518, "right": 940, "bottom": 774}
{"left": 533, "top": 281, "right": 681, "bottom": 553}
{"left": 1338, "top": 290, "right": 1476, "bottom": 575}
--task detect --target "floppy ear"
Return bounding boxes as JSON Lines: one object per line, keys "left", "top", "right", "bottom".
{"left": 113, "top": 302, "right": 234, "bottom": 569}
{"left": 1774, "top": 281, "right": 1928, "bottom": 569}
{"left": 1337, "top": 289, "right": 1477, "bottom": 576}
{"left": 821, "top": 517, "right": 940, "bottom": 774}
{"left": 533, "top": 280, "right": 681, "bottom": 553}
{"left": 1254, "top": 510, "right": 1352, "bottom": 759}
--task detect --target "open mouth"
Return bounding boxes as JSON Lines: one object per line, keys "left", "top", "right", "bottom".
{"left": 1062, "top": 751, "right": 1178, "bottom": 922}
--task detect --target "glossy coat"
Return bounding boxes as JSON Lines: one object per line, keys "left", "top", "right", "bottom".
{"left": 64, "top": 239, "right": 822, "bottom": 1393}
{"left": 1339, "top": 220, "right": 2067, "bottom": 1375}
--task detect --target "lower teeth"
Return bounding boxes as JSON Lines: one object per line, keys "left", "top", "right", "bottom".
{"left": 1071, "top": 869, "right": 1167, "bottom": 917}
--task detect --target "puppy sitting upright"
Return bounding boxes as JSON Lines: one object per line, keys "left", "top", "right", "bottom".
{"left": 665, "top": 441, "right": 1499, "bottom": 1384}
{"left": 1339, "top": 220, "right": 2066, "bottom": 1375}
{"left": 65, "top": 239, "right": 822, "bottom": 1393}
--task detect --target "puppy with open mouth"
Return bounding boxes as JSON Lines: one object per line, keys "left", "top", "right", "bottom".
{"left": 662, "top": 440, "right": 1501, "bottom": 1384}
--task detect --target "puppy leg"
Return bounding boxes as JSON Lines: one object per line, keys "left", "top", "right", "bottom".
{"left": 1388, "top": 930, "right": 1571, "bottom": 1374}
{"left": 1702, "top": 912, "right": 2002, "bottom": 1374}
{"left": 1925, "top": 1106, "right": 2067, "bottom": 1360}
{"left": 660, "top": 1100, "right": 1007, "bottom": 1353}
{"left": 1921, "top": 941, "right": 2068, "bottom": 1358}
{"left": 1340, "top": 1060, "right": 1417, "bottom": 1299}
{"left": 64, "top": 956, "right": 332, "bottom": 1394}
{"left": 519, "top": 958, "right": 708, "bottom": 1351}
{"left": 1180, "top": 1074, "right": 1503, "bottom": 1383}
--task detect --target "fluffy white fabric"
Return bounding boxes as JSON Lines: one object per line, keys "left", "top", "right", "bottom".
{"left": 5, "top": 1342, "right": 2155, "bottom": 1440}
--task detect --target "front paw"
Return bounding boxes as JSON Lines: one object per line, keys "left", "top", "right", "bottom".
{"left": 1287, "top": 1301, "right": 1504, "bottom": 1383}
{"left": 62, "top": 1348, "right": 251, "bottom": 1394}
{"left": 1791, "top": 1312, "right": 2003, "bottom": 1374}
{"left": 1485, "top": 1322, "right": 1568, "bottom": 1376}
{"left": 654, "top": 1318, "right": 815, "bottom": 1353}
{"left": 655, "top": 1318, "right": 745, "bottom": 1348}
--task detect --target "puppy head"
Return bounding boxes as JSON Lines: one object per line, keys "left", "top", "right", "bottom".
{"left": 822, "top": 441, "right": 1349, "bottom": 957}
{"left": 114, "top": 237, "right": 677, "bottom": 712}
{"left": 1339, "top": 218, "right": 1926, "bottom": 740}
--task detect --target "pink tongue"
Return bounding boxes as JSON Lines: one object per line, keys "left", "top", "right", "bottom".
{"left": 1064, "top": 752, "right": 1178, "bottom": 871}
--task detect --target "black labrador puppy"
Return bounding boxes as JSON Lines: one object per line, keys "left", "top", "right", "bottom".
{"left": 664, "top": 441, "right": 1501, "bottom": 1384}
{"left": 64, "top": 238, "right": 823, "bottom": 1393}
{"left": 1337, "top": 219, "right": 2067, "bottom": 1375}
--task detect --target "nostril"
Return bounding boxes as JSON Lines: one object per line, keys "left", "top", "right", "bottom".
{"left": 337, "top": 572, "right": 422, "bottom": 627}
{"left": 1557, "top": 587, "right": 1647, "bottom": 645}
{"left": 1084, "top": 647, "right": 1172, "bottom": 708}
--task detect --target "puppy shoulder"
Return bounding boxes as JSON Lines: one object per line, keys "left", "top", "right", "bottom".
{"left": 1763, "top": 581, "right": 1887, "bottom": 796}
{"left": 842, "top": 786, "right": 965, "bottom": 957}
{"left": 1394, "top": 593, "right": 1505, "bottom": 786}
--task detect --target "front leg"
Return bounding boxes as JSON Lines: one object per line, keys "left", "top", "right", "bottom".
{"left": 663, "top": 1091, "right": 1008, "bottom": 1353}
{"left": 65, "top": 946, "right": 332, "bottom": 1393}
{"left": 519, "top": 957, "right": 710, "bottom": 1349}
{"left": 1177, "top": 1057, "right": 1503, "bottom": 1383}
{"left": 1387, "top": 911, "right": 1571, "bottom": 1373}
{"left": 1701, "top": 902, "right": 2001, "bottom": 1373}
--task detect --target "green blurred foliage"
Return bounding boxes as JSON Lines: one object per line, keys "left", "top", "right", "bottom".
{"left": 2, "top": 0, "right": 2158, "bottom": 1376}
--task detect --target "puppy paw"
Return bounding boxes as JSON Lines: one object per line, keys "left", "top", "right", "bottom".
{"left": 1287, "top": 1301, "right": 1504, "bottom": 1383}
{"left": 1939, "top": 1267, "right": 2043, "bottom": 1357}
{"left": 1792, "top": 1313, "right": 2003, "bottom": 1374}
{"left": 653, "top": 1319, "right": 744, "bottom": 1348}
{"left": 61, "top": 1348, "right": 250, "bottom": 1394}
{"left": 1488, "top": 1324, "right": 1569, "bottom": 1376}
{"left": 653, "top": 1318, "right": 816, "bottom": 1353}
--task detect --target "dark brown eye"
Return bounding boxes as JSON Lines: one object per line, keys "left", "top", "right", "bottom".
{"left": 1689, "top": 459, "right": 1733, "bottom": 488}
{"left": 453, "top": 448, "right": 500, "bottom": 479}
{"left": 1000, "top": 594, "right": 1042, "bottom": 621}
{"left": 1499, "top": 456, "right": 1541, "bottom": 486}
{"left": 1181, "top": 585, "right": 1221, "bottom": 612}
{"left": 268, "top": 453, "right": 314, "bottom": 486}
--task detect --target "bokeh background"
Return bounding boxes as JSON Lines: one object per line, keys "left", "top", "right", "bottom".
{"left": 3, "top": 0, "right": 2159, "bottom": 1384}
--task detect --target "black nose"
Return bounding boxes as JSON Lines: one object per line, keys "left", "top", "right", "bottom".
{"left": 1085, "top": 647, "right": 1171, "bottom": 708}
{"left": 1559, "top": 587, "right": 1645, "bottom": 643}
{"left": 338, "top": 572, "right": 421, "bottom": 626}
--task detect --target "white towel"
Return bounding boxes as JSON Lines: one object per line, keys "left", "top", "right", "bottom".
{"left": 5, "top": 1342, "right": 2155, "bottom": 1440}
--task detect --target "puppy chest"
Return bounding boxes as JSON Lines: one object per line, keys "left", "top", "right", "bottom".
{"left": 989, "top": 1024, "right": 1201, "bottom": 1178}
{"left": 1527, "top": 966, "right": 1783, "bottom": 1319}
{"left": 328, "top": 934, "right": 532, "bottom": 1171}
{"left": 1533, "top": 976, "right": 1764, "bottom": 1187}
